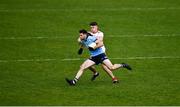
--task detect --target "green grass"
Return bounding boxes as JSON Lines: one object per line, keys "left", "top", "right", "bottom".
{"left": 0, "top": 0, "right": 180, "bottom": 105}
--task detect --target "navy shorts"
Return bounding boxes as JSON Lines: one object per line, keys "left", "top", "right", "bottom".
{"left": 89, "top": 53, "right": 108, "bottom": 65}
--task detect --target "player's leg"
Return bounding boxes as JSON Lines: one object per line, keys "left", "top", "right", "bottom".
{"left": 89, "top": 66, "right": 97, "bottom": 74}
{"left": 102, "top": 59, "right": 122, "bottom": 70}
{"left": 101, "top": 64, "right": 118, "bottom": 83}
{"left": 89, "top": 66, "right": 99, "bottom": 81}
{"left": 102, "top": 59, "right": 132, "bottom": 71}
{"left": 66, "top": 59, "right": 95, "bottom": 85}
{"left": 75, "top": 59, "right": 95, "bottom": 79}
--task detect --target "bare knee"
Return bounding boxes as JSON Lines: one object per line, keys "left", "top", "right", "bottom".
{"left": 108, "top": 66, "right": 113, "bottom": 70}
{"left": 109, "top": 65, "right": 115, "bottom": 70}
{"left": 102, "top": 64, "right": 109, "bottom": 70}
{"left": 80, "top": 65, "right": 87, "bottom": 71}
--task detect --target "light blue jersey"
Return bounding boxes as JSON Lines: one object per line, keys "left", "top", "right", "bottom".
{"left": 82, "top": 35, "right": 104, "bottom": 57}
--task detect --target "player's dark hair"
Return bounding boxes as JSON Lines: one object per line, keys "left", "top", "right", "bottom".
{"left": 87, "top": 33, "right": 93, "bottom": 36}
{"left": 89, "top": 22, "right": 98, "bottom": 26}
{"left": 79, "top": 29, "right": 87, "bottom": 34}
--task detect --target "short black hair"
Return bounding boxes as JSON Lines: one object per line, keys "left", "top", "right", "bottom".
{"left": 79, "top": 29, "right": 87, "bottom": 34}
{"left": 89, "top": 22, "right": 98, "bottom": 26}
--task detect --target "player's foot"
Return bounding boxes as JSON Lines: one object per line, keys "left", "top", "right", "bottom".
{"left": 122, "top": 63, "right": 132, "bottom": 70}
{"left": 112, "top": 77, "right": 119, "bottom": 83}
{"left": 91, "top": 72, "right": 99, "bottom": 81}
{"left": 65, "top": 78, "right": 76, "bottom": 86}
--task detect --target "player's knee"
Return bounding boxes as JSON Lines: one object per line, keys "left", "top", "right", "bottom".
{"left": 109, "top": 66, "right": 115, "bottom": 70}
{"left": 111, "top": 65, "right": 116, "bottom": 71}
{"left": 80, "top": 65, "right": 86, "bottom": 71}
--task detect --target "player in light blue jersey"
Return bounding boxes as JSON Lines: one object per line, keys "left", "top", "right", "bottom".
{"left": 81, "top": 35, "right": 104, "bottom": 57}
{"left": 78, "top": 22, "right": 116, "bottom": 82}
{"left": 66, "top": 29, "right": 132, "bottom": 86}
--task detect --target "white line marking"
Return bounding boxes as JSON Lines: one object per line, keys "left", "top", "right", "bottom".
{"left": 61, "top": 58, "right": 81, "bottom": 61}
{"left": 0, "top": 34, "right": 179, "bottom": 40}
{"left": 108, "top": 34, "right": 180, "bottom": 38}
{"left": 110, "top": 56, "right": 180, "bottom": 60}
{"left": 0, "top": 7, "right": 180, "bottom": 12}
{"left": 0, "top": 36, "right": 74, "bottom": 40}
{"left": 0, "top": 56, "right": 179, "bottom": 63}
{"left": 0, "top": 58, "right": 56, "bottom": 63}
{"left": 61, "top": 56, "right": 180, "bottom": 61}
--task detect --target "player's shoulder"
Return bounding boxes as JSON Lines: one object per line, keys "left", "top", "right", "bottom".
{"left": 97, "top": 31, "right": 104, "bottom": 34}
{"left": 87, "top": 33, "right": 94, "bottom": 38}
{"left": 98, "top": 30, "right": 103, "bottom": 33}
{"left": 97, "top": 31, "right": 104, "bottom": 37}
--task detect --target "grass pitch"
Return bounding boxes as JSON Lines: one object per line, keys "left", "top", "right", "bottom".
{"left": 0, "top": 0, "right": 180, "bottom": 105}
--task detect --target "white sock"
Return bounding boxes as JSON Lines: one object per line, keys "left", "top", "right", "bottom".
{"left": 74, "top": 78, "right": 78, "bottom": 83}
{"left": 94, "top": 72, "right": 98, "bottom": 75}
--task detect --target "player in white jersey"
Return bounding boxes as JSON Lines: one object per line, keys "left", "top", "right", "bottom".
{"left": 77, "top": 22, "right": 120, "bottom": 83}
{"left": 88, "top": 22, "right": 114, "bottom": 80}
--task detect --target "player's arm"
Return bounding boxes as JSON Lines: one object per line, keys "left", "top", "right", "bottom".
{"left": 94, "top": 34, "right": 104, "bottom": 49}
{"left": 77, "top": 37, "right": 84, "bottom": 55}
{"left": 94, "top": 40, "right": 103, "bottom": 49}
{"left": 88, "top": 34, "right": 103, "bottom": 50}
{"left": 78, "top": 45, "right": 84, "bottom": 55}
{"left": 88, "top": 40, "right": 103, "bottom": 51}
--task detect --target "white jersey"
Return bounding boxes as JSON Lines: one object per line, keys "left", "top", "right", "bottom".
{"left": 90, "top": 31, "right": 106, "bottom": 53}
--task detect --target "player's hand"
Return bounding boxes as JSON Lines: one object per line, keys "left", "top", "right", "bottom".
{"left": 88, "top": 47, "right": 95, "bottom": 51}
{"left": 78, "top": 48, "right": 83, "bottom": 55}
{"left": 88, "top": 43, "right": 96, "bottom": 51}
